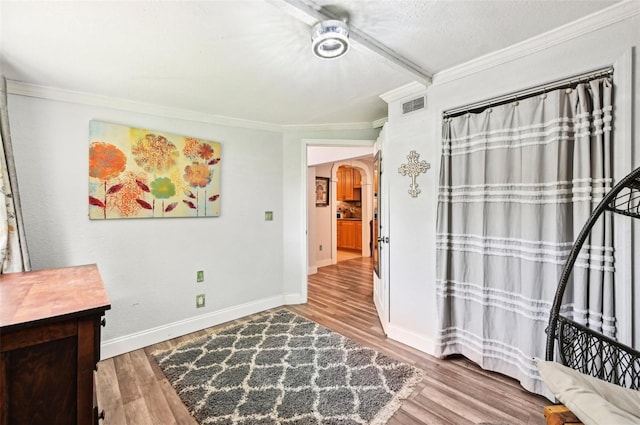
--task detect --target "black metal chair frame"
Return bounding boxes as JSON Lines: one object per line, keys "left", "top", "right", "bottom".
{"left": 545, "top": 166, "right": 640, "bottom": 390}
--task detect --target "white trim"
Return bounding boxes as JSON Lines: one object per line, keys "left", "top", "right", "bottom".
{"left": 303, "top": 139, "right": 378, "bottom": 147}
{"left": 379, "top": 82, "right": 427, "bottom": 104}
{"left": 373, "top": 291, "right": 389, "bottom": 336}
{"left": 6, "top": 80, "right": 380, "bottom": 132}
{"left": 8, "top": 80, "right": 282, "bottom": 132}
{"left": 612, "top": 48, "right": 634, "bottom": 346}
{"left": 282, "top": 122, "right": 375, "bottom": 132}
{"left": 100, "top": 295, "right": 285, "bottom": 359}
{"left": 433, "top": 0, "right": 640, "bottom": 85}
{"left": 316, "top": 258, "right": 333, "bottom": 268}
{"left": 386, "top": 323, "right": 436, "bottom": 356}
{"left": 307, "top": 266, "right": 318, "bottom": 275}
{"left": 284, "top": 293, "right": 305, "bottom": 304}
{"left": 372, "top": 117, "right": 388, "bottom": 128}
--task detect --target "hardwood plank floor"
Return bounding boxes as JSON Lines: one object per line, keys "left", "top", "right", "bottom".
{"left": 96, "top": 257, "right": 550, "bottom": 424}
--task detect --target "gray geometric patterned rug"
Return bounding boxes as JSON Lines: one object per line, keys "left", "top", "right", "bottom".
{"left": 152, "top": 309, "right": 423, "bottom": 425}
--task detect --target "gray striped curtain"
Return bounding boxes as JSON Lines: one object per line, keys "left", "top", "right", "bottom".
{"left": 435, "top": 76, "right": 614, "bottom": 396}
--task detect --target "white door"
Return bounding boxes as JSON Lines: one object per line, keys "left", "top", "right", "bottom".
{"left": 373, "top": 127, "right": 390, "bottom": 334}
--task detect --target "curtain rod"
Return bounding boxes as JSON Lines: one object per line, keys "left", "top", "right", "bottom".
{"left": 442, "top": 66, "right": 614, "bottom": 119}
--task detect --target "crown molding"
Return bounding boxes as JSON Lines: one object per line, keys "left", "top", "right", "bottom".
{"left": 433, "top": 0, "right": 640, "bottom": 85}
{"left": 7, "top": 80, "right": 382, "bottom": 133}
{"left": 282, "top": 121, "right": 377, "bottom": 132}
{"left": 379, "top": 81, "right": 427, "bottom": 104}
{"left": 372, "top": 117, "right": 388, "bottom": 128}
{"left": 3, "top": 81, "right": 266, "bottom": 132}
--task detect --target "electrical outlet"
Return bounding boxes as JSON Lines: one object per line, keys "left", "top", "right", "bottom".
{"left": 197, "top": 270, "right": 204, "bottom": 282}
{"left": 196, "top": 294, "right": 205, "bottom": 308}
{"left": 319, "top": 245, "right": 323, "bottom": 251}
{"left": 265, "top": 211, "right": 273, "bottom": 221}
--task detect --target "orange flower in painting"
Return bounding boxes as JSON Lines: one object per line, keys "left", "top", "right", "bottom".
{"left": 183, "top": 162, "right": 212, "bottom": 188}
{"left": 89, "top": 142, "right": 126, "bottom": 180}
{"left": 109, "top": 172, "right": 147, "bottom": 217}
{"left": 183, "top": 138, "right": 201, "bottom": 160}
{"left": 198, "top": 143, "right": 214, "bottom": 160}
{"left": 131, "top": 134, "right": 178, "bottom": 173}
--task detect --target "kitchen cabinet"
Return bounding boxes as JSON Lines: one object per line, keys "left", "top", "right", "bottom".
{"left": 337, "top": 220, "right": 362, "bottom": 250}
{"left": 337, "top": 167, "right": 361, "bottom": 201}
{"left": 0, "top": 264, "right": 111, "bottom": 425}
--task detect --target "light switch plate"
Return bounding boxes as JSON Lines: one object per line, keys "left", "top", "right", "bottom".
{"left": 265, "top": 211, "right": 273, "bottom": 221}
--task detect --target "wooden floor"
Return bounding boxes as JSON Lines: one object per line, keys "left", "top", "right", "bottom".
{"left": 337, "top": 248, "right": 362, "bottom": 262}
{"left": 96, "top": 257, "right": 550, "bottom": 425}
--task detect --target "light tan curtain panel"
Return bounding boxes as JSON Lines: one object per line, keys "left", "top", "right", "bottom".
{"left": 0, "top": 76, "right": 31, "bottom": 273}
{"left": 435, "top": 77, "right": 614, "bottom": 396}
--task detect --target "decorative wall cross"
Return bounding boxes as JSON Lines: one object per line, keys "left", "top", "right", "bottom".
{"left": 398, "top": 150, "right": 430, "bottom": 198}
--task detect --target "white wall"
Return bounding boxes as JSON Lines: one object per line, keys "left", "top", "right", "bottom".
{"left": 307, "top": 146, "right": 373, "bottom": 166}
{"left": 307, "top": 166, "right": 317, "bottom": 273}
{"left": 7, "top": 93, "right": 380, "bottom": 357}
{"left": 383, "top": 10, "right": 640, "bottom": 351}
{"left": 384, "top": 105, "right": 437, "bottom": 351}
{"left": 313, "top": 163, "right": 333, "bottom": 267}
{"left": 8, "top": 94, "right": 285, "bottom": 357}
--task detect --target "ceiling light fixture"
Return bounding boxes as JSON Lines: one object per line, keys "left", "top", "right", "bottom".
{"left": 311, "top": 20, "right": 349, "bottom": 60}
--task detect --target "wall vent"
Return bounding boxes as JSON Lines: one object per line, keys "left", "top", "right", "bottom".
{"left": 402, "top": 96, "right": 425, "bottom": 114}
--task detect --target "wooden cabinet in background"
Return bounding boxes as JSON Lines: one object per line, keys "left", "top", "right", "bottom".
{"left": 336, "top": 167, "right": 347, "bottom": 200}
{"left": 337, "top": 166, "right": 361, "bottom": 201}
{"left": 337, "top": 220, "right": 362, "bottom": 250}
{"left": 0, "top": 264, "right": 111, "bottom": 425}
{"left": 353, "top": 171, "right": 361, "bottom": 188}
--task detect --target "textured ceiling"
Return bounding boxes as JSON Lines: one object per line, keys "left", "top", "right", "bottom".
{"left": 0, "top": 0, "right": 619, "bottom": 126}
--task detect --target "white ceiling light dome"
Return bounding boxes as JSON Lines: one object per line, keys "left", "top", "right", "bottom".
{"left": 311, "top": 20, "right": 349, "bottom": 59}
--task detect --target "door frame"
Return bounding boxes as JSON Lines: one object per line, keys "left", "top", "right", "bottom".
{"left": 372, "top": 127, "right": 390, "bottom": 334}
{"left": 301, "top": 138, "right": 376, "bottom": 301}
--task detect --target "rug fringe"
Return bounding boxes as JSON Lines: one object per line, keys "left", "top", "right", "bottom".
{"left": 369, "top": 368, "right": 425, "bottom": 425}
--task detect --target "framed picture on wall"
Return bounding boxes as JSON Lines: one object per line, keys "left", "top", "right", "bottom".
{"left": 88, "top": 120, "right": 221, "bottom": 219}
{"left": 315, "top": 177, "right": 329, "bottom": 207}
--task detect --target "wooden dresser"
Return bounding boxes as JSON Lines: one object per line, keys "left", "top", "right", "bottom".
{"left": 0, "top": 264, "right": 111, "bottom": 425}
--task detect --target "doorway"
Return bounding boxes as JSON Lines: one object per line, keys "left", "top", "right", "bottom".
{"left": 305, "top": 142, "right": 375, "bottom": 289}
{"left": 301, "top": 136, "right": 388, "bottom": 337}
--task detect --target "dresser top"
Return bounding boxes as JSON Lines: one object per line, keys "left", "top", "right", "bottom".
{"left": 0, "top": 264, "right": 111, "bottom": 330}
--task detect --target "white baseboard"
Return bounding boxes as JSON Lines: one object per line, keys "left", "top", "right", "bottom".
{"left": 373, "top": 296, "right": 389, "bottom": 336}
{"left": 316, "top": 258, "right": 333, "bottom": 268}
{"left": 386, "top": 323, "right": 437, "bottom": 356}
{"left": 284, "top": 293, "right": 305, "bottom": 305}
{"left": 101, "top": 295, "right": 285, "bottom": 359}
{"left": 309, "top": 258, "right": 333, "bottom": 274}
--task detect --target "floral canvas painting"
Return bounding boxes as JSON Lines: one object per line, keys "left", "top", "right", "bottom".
{"left": 89, "top": 121, "right": 221, "bottom": 219}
